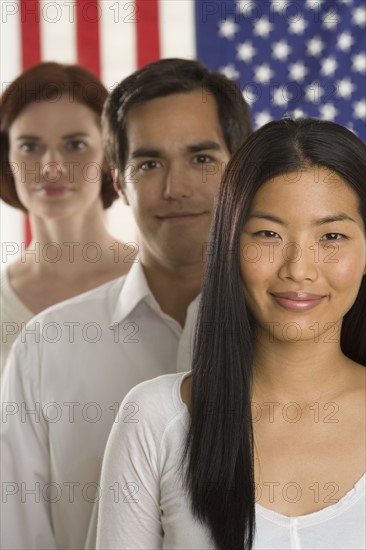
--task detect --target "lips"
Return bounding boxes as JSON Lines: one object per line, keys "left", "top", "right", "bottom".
{"left": 36, "top": 184, "right": 73, "bottom": 196}
{"left": 156, "top": 212, "right": 205, "bottom": 222}
{"left": 270, "top": 291, "right": 327, "bottom": 312}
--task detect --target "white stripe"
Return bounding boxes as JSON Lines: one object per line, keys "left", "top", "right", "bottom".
{"left": 0, "top": 1, "right": 23, "bottom": 264}
{"left": 0, "top": 0, "right": 22, "bottom": 87}
{"left": 99, "top": 0, "right": 137, "bottom": 92}
{"left": 159, "top": 0, "right": 196, "bottom": 59}
{"left": 40, "top": 0, "right": 77, "bottom": 63}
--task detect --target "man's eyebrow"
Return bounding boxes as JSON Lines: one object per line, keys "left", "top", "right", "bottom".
{"left": 130, "top": 148, "right": 162, "bottom": 159}
{"left": 186, "top": 141, "right": 223, "bottom": 154}
{"left": 315, "top": 214, "right": 357, "bottom": 225}
{"left": 130, "top": 141, "right": 223, "bottom": 159}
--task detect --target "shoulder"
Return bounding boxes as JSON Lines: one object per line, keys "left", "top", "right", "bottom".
{"left": 123, "top": 372, "right": 188, "bottom": 422}
{"left": 24, "top": 274, "right": 127, "bottom": 325}
{"left": 109, "top": 372, "right": 190, "bottom": 450}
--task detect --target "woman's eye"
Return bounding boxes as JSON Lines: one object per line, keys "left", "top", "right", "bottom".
{"left": 19, "top": 142, "right": 38, "bottom": 153}
{"left": 65, "top": 140, "right": 87, "bottom": 151}
{"left": 254, "top": 230, "right": 280, "bottom": 238}
{"left": 140, "top": 160, "right": 161, "bottom": 170}
{"left": 320, "top": 233, "right": 347, "bottom": 241}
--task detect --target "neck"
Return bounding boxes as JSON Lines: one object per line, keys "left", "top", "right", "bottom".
{"left": 18, "top": 206, "right": 120, "bottom": 278}
{"left": 141, "top": 256, "right": 203, "bottom": 327}
{"left": 252, "top": 334, "right": 353, "bottom": 406}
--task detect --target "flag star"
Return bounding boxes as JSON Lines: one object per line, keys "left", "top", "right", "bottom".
{"left": 254, "top": 63, "right": 274, "bottom": 82}
{"left": 289, "top": 61, "right": 309, "bottom": 82}
{"left": 253, "top": 17, "right": 273, "bottom": 38}
{"left": 218, "top": 18, "right": 239, "bottom": 39}
{"left": 352, "top": 6, "right": 366, "bottom": 27}
{"left": 271, "top": 0, "right": 290, "bottom": 11}
{"left": 320, "top": 56, "right": 338, "bottom": 77}
{"left": 352, "top": 52, "right": 366, "bottom": 73}
{"left": 319, "top": 103, "right": 339, "bottom": 121}
{"left": 237, "top": 41, "right": 257, "bottom": 62}
{"left": 236, "top": 0, "right": 256, "bottom": 13}
{"left": 272, "top": 86, "right": 291, "bottom": 107}
{"left": 322, "top": 9, "right": 340, "bottom": 30}
{"left": 353, "top": 99, "right": 366, "bottom": 120}
{"left": 305, "top": 82, "right": 325, "bottom": 103}
{"left": 337, "top": 0, "right": 353, "bottom": 4}
{"left": 292, "top": 108, "right": 306, "bottom": 118}
{"left": 305, "top": 0, "right": 324, "bottom": 8}
{"left": 289, "top": 17, "right": 308, "bottom": 34}
{"left": 242, "top": 87, "right": 259, "bottom": 106}
{"left": 254, "top": 110, "right": 272, "bottom": 128}
{"left": 336, "top": 77, "right": 355, "bottom": 99}
{"left": 307, "top": 36, "right": 325, "bottom": 57}
{"left": 219, "top": 64, "right": 240, "bottom": 80}
{"left": 272, "top": 40, "right": 292, "bottom": 61}
{"left": 337, "top": 32, "right": 354, "bottom": 52}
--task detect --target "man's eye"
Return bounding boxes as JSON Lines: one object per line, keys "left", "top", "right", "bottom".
{"left": 320, "top": 233, "right": 347, "bottom": 241}
{"left": 19, "top": 142, "right": 38, "bottom": 153}
{"left": 193, "top": 155, "right": 213, "bottom": 164}
{"left": 140, "top": 160, "right": 161, "bottom": 170}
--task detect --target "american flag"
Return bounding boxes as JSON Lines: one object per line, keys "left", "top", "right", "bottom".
{"left": 1, "top": 0, "right": 365, "bottom": 251}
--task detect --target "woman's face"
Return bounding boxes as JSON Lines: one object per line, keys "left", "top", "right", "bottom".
{"left": 240, "top": 167, "right": 366, "bottom": 343}
{"left": 8, "top": 96, "right": 104, "bottom": 220}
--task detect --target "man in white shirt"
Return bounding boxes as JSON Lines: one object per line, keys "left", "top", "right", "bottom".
{"left": 1, "top": 58, "right": 251, "bottom": 549}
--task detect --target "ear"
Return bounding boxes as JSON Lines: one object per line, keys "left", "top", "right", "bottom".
{"left": 112, "top": 167, "right": 129, "bottom": 206}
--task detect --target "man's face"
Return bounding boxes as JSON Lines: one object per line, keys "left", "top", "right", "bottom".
{"left": 116, "top": 90, "right": 231, "bottom": 268}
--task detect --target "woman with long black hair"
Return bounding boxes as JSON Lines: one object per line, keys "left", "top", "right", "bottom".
{"left": 96, "top": 118, "right": 366, "bottom": 550}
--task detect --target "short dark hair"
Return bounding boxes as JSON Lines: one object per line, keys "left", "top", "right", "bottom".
{"left": 184, "top": 119, "right": 366, "bottom": 550}
{"left": 0, "top": 62, "right": 116, "bottom": 212}
{"left": 102, "top": 58, "right": 252, "bottom": 172}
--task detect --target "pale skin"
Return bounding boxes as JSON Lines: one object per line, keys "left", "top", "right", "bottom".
{"left": 113, "top": 90, "right": 231, "bottom": 326}
{"left": 182, "top": 167, "right": 366, "bottom": 516}
{"left": 7, "top": 96, "right": 135, "bottom": 314}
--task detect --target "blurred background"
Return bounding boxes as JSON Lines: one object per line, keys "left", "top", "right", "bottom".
{"left": 1, "top": 0, "right": 365, "bottom": 265}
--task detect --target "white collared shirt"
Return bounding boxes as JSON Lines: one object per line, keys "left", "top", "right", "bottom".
{"left": 1, "top": 261, "right": 199, "bottom": 550}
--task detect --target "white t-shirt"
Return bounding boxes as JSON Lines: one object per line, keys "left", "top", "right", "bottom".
{"left": 1, "top": 262, "right": 199, "bottom": 550}
{"left": 96, "top": 372, "right": 366, "bottom": 550}
{"left": 0, "top": 268, "right": 33, "bottom": 374}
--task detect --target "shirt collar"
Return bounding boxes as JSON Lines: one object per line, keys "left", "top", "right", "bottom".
{"left": 109, "top": 261, "right": 152, "bottom": 327}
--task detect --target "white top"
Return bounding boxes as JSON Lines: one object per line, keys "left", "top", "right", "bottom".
{"left": 96, "top": 372, "right": 366, "bottom": 550}
{"left": 0, "top": 268, "right": 33, "bottom": 374}
{"left": 0, "top": 262, "right": 199, "bottom": 550}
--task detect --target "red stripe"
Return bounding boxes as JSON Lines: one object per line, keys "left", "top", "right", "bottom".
{"left": 20, "top": 0, "right": 41, "bottom": 245}
{"left": 136, "top": 0, "right": 161, "bottom": 68}
{"left": 76, "top": 0, "right": 101, "bottom": 76}
{"left": 20, "top": 0, "right": 41, "bottom": 69}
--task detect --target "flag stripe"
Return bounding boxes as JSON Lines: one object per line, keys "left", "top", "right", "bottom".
{"left": 99, "top": 1, "right": 137, "bottom": 90}
{"left": 76, "top": 0, "right": 101, "bottom": 76}
{"left": 20, "top": 0, "right": 41, "bottom": 68}
{"left": 40, "top": 0, "right": 77, "bottom": 64}
{"left": 20, "top": 0, "right": 42, "bottom": 245}
{"left": 136, "top": 0, "right": 160, "bottom": 67}
{"left": 159, "top": 0, "right": 196, "bottom": 60}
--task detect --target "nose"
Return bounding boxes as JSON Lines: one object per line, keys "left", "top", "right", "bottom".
{"left": 278, "top": 241, "right": 318, "bottom": 282}
{"left": 41, "top": 148, "right": 65, "bottom": 182}
{"left": 162, "top": 162, "right": 193, "bottom": 200}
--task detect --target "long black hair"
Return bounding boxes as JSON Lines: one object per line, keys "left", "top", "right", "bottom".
{"left": 183, "top": 118, "right": 366, "bottom": 550}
